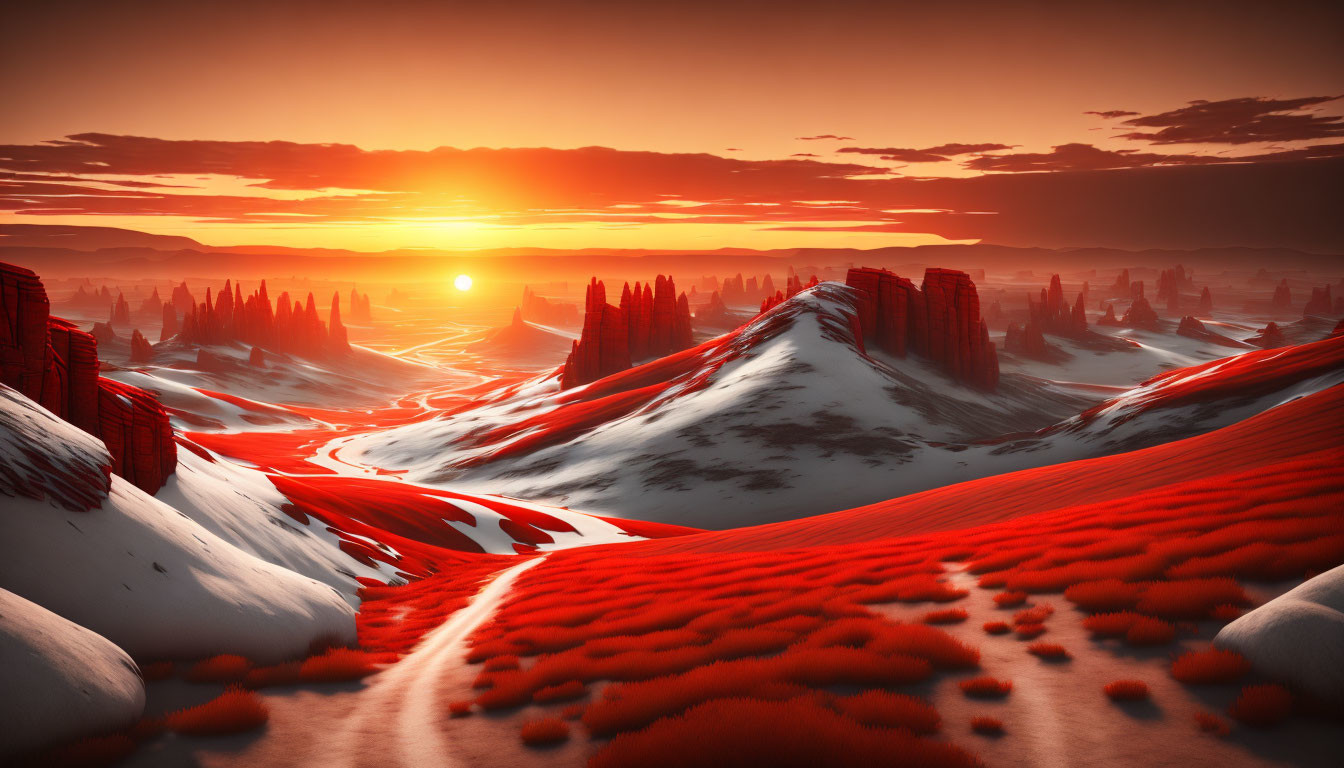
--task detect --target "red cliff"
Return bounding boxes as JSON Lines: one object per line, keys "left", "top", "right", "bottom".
{"left": 561, "top": 275, "right": 694, "bottom": 389}
{"left": 1, "top": 262, "right": 176, "bottom": 495}
{"left": 845, "top": 267, "right": 999, "bottom": 391}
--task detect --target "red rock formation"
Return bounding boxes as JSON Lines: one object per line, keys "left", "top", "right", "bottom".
{"left": 129, "top": 329, "right": 152, "bottom": 363}
{"left": 520, "top": 286, "right": 578, "bottom": 327}
{"left": 759, "top": 291, "right": 786, "bottom": 314}
{"left": 1110, "top": 269, "right": 1130, "bottom": 296}
{"left": 177, "top": 280, "right": 349, "bottom": 359}
{"left": 138, "top": 287, "right": 163, "bottom": 320}
{"left": 1303, "top": 285, "right": 1335, "bottom": 317}
{"left": 696, "top": 291, "right": 732, "bottom": 325}
{"left": 67, "top": 284, "right": 113, "bottom": 310}
{"left": 348, "top": 288, "right": 374, "bottom": 323}
{"left": 160, "top": 303, "right": 178, "bottom": 342}
{"left": 761, "top": 274, "right": 776, "bottom": 298}
{"left": 560, "top": 275, "right": 695, "bottom": 389}
{"left": 1, "top": 262, "right": 176, "bottom": 494}
{"left": 844, "top": 267, "right": 998, "bottom": 391}
{"left": 1131, "top": 281, "right": 1145, "bottom": 301}
{"left": 171, "top": 281, "right": 195, "bottom": 315}
{"left": 1249, "top": 322, "right": 1286, "bottom": 349}
{"left": 1196, "top": 287, "right": 1213, "bottom": 317}
{"left": 110, "top": 292, "right": 131, "bottom": 325}
{"left": 1156, "top": 265, "right": 1192, "bottom": 311}
{"left": 249, "top": 346, "right": 266, "bottom": 367}
{"left": 1272, "top": 279, "right": 1292, "bottom": 309}
{"left": 1175, "top": 316, "right": 1245, "bottom": 348}
{"left": 1097, "top": 304, "right": 1121, "bottom": 326}
{"left": 1121, "top": 297, "right": 1161, "bottom": 331}
{"left": 721, "top": 274, "right": 747, "bottom": 304}
{"left": 1004, "top": 320, "right": 1048, "bottom": 359}
{"left": 1026, "top": 274, "right": 1088, "bottom": 337}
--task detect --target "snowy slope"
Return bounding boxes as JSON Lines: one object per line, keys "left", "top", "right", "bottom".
{"left": 0, "top": 588, "right": 144, "bottom": 758}
{"left": 1216, "top": 563, "right": 1344, "bottom": 703}
{"left": 0, "top": 388, "right": 356, "bottom": 663}
{"left": 338, "top": 285, "right": 1344, "bottom": 529}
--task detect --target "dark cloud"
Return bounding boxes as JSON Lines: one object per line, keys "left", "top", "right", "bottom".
{"left": 838, "top": 143, "right": 1013, "bottom": 163}
{"left": 1117, "top": 95, "right": 1344, "bottom": 145}
{"left": 1084, "top": 110, "right": 1140, "bottom": 119}
{"left": 2, "top": 133, "right": 1342, "bottom": 251}
{"left": 795, "top": 134, "right": 854, "bottom": 141}
{"left": 965, "top": 141, "right": 1344, "bottom": 172}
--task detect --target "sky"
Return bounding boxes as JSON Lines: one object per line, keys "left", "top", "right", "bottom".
{"left": 2, "top": 0, "right": 1342, "bottom": 252}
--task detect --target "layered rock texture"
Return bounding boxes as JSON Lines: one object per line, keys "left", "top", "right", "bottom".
{"left": 560, "top": 276, "right": 695, "bottom": 389}
{"left": 176, "top": 280, "right": 351, "bottom": 358}
{"left": 844, "top": 267, "right": 999, "bottom": 391}
{"left": 1, "top": 262, "right": 176, "bottom": 494}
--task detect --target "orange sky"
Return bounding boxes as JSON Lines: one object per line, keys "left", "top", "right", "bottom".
{"left": 3, "top": 0, "right": 1342, "bottom": 251}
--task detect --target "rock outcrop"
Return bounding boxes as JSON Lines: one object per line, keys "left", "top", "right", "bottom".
{"left": 1, "top": 262, "right": 176, "bottom": 494}
{"left": 844, "top": 267, "right": 999, "bottom": 391}
{"left": 249, "top": 346, "right": 266, "bottom": 368}
{"left": 176, "top": 280, "right": 351, "bottom": 358}
{"left": 560, "top": 276, "right": 695, "bottom": 389}
{"left": 1025, "top": 274, "right": 1088, "bottom": 338}
{"left": 1176, "top": 316, "right": 1247, "bottom": 348}
{"left": 1272, "top": 278, "right": 1292, "bottom": 309}
{"left": 695, "top": 291, "right": 733, "bottom": 326}
{"left": 1304, "top": 285, "right": 1335, "bottom": 317}
{"left": 159, "top": 303, "right": 178, "bottom": 342}
{"left": 1109, "top": 268, "right": 1130, "bottom": 297}
{"left": 520, "top": 286, "right": 579, "bottom": 327}
{"left": 1249, "top": 321, "right": 1286, "bottom": 349}
{"left": 348, "top": 288, "right": 374, "bottom": 323}
{"left": 1097, "top": 303, "right": 1121, "bottom": 326}
{"left": 1120, "top": 297, "right": 1161, "bottom": 331}
{"left": 128, "top": 329, "right": 152, "bottom": 363}
{"left": 1196, "top": 287, "right": 1213, "bottom": 317}
{"left": 1004, "top": 320, "right": 1049, "bottom": 359}
{"left": 138, "top": 287, "right": 163, "bottom": 321}
{"left": 109, "top": 293, "right": 131, "bottom": 326}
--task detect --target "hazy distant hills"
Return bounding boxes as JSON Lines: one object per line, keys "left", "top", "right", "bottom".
{"left": 2, "top": 223, "right": 1340, "bottom": 282}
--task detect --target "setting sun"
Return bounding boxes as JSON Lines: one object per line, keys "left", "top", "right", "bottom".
{"left": 454, "top": 274, "right": 473, "bottom": 291}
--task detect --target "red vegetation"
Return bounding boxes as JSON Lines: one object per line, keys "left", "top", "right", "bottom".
{"left": 589, "top": 698, "right": 978, "bottom": 768}
{"left": 959, "top": 677, "right": 1012, "bottom": 698}
{"left": 1124, "top": 616, "right": 1177, "bottom": 646}
{"left": 448, "top": 700, "right": 473, "bottom": 718}
{"left": 1195, "top": 711, "right": 1231, "bottom": 736}
{"left": 1026, "top": 643, "right": 1070, "bottom": 660}
{"left": 922, "top": 608, "right": 969, "bottom": 624}
{"left": 983, "top": 621, "right": 1011, "bottom": 635}
{"left": 1103, "top": 680, "right": 1150, "bottom": 701}
{"left": 970, "top": 716, "right": 1004, "bottom": 735}
{"left": 992, "top": 591, "right": 1027, "bottom": 607}
{"left": 164, "top": 687, "right": 269, "bottom": 735}
{"left": 533, "top": 680, "right": 587, "bottom": 704}
{"left": 1169, "top": 648, "right": 1251, "bottom": 684}
{"left": 186, "top": 654, "right": 251, "bottom": 683}
{"left": 1015, "top": 624, "right": 1046, "bottom": 639}
{"left": 0, "top": 262, "right": 177, "bottom": 496}
{"left": 1064, "top": 579, "right": 1142, "bottom": 612}
{"left": 834, "top": 690, "right": 941, "bottom": 733}
{"left": 519, "top": 717, "right": 570, "bottom": 745}
{"left": 845, "top": 266, "right": 999, "bottom": 390}
{"left": 1228, "top": 684, "right": 1293, "bottom": 727}
{"left": 298, "top": 647, "right": 391, "bottom": 682}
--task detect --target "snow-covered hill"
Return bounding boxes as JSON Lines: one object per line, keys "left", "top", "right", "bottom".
{"left": 337, "top": 285, "right": 1344, "bottom": 529}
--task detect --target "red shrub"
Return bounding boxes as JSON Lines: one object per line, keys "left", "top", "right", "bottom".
{"left": 589, "top": 698, "right": 979, "bottom": 768}
{"left": 1103, "top": 680, "right": 1149, "bottom": 701}
{"left": 970, "top": 716, "right": 1004, "bottom": 735}
{"left": 534, "top": 680, "right": 586, "bottom": 704}
{"left": 1026, "top": 643, "right": 1070, "bottom": 660}
{"left": 1195, "top": 711, "right": 1230, "bottom": 736}
{"left": 484, "top": 654, "right": 520, "bottom": 672}
{"left": 1228, "top": 684, "right": 1292, "bottom": 727}
{"left": 1015, "top": 623, "right": 1046, "bottom": 639}
{"left": 185, "top": 654, "right": 251, "bottom": 683}
{"left": 1125, "top": 617, "right": 1176, "bottom": 646}
{"left": 923, "top": 608, "right": 969, "bottom": 625}
{"left": 1063, "top": 579, "right": 1142, "bottom": 612}
{"left": 139, "top": 661, "right": 175, "bottom": 681}
{"left": 1012, "top": 604, "right": 1054, "bottom": 625}
{"left": 983, "top": 621, "right": 1011, "bottom": 635}
{"left": 164, "top": 687, "right": 269, "bottom": 735}
{"left": 520, "top": 717, "right": 569, "bottom": 745}
{"left": 1083, "top": 611, "right": 1141, "bottom": 637}
{"left": 448, "top": 700, "right": 473, "bottom": 718}
{"left": 1210, "top": 604, "right": 1243, "bottom": 622}
{"left": 243, "top": 662, "right": 301, "bottom": 688}
{"left": 993, "top": 591, "right": 1027, "bottom": 607}
{"left": 300, "top": 648, "right": 386, "bottom": 683}
{"left": 960, "top": 676, "right": 1012, "bottom": 698}
{"left": 1136, "top": 579, "right": 1249, "bottom": 619}
{"left": 1170, "top": 648, "right": 1251, "bottom": 684}
{"left": 834, "top": 690, "right": 940, "bottom": 733}
{"left": 561, "top": 702, "right": 587, "bottom": 720}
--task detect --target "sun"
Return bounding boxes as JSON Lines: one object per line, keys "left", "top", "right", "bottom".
{"left": 454, "top": 274, "right": 473, "bottom": 291}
